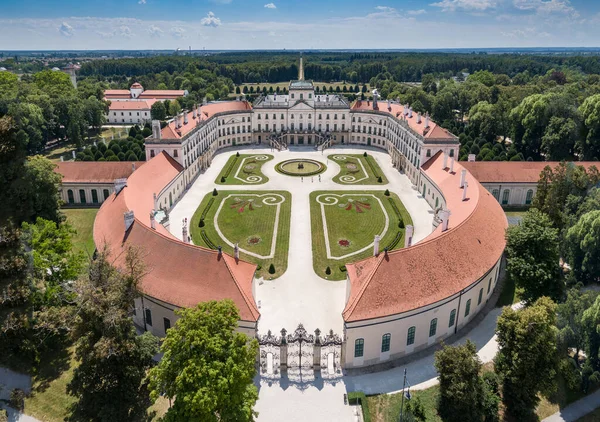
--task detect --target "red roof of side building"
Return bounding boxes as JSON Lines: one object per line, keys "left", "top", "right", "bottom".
{"left": 461, "top": 161, "right": 600, "bottom": 184}
{"left": 108, "top": 100, "right": 156, "bottom": 111}
{"left": 104, "top": 89, "right": 131, "bottom": 99}
{"left": 93, "top": 152, "right": 259, "bottom": 322}
{"left": 351, "top": 100, "right": 455, "bottom": 140}
{"left": 139, "top": 90, "right": 186, "bottom": 99}
{"left": 55, "top": 161, "right": 146, "bottom": 184}
{"left": 343, "top": 152, "right": 507, "bottom": 322}
{"left": 161, "top": 101, "right": 252, "bottom": 139}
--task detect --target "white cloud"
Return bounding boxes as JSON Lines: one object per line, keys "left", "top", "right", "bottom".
{"left": 148, "top": 24, "right": 163, "bottom": 37}
{"left": 58, "top": 22, "right": 74, "bottom": 37}
{"left": 375, "top": 6, "right": 396, "bottom": 12}
{"left": 408, "top": 9, "right": 427, "bottom": 15}
{"left": 513, "top": 0, "right": 576, "bottom": 15}
{"left": 430, "top": 0, "right": 497, "bottom": 12}
{"left": 200, "top": 11, "right": 221, "bottom": 27}
{"left": 138, "top": 0, "right": 146, "bottom": 4}
{"left": 170, "top": 26, "right": 185, "bottom": 38}
{"left": 119, "top": 25, "right": 133, "bottom": 38}
{"left": 264, "top": 3, "right": 276, "bottom": 9}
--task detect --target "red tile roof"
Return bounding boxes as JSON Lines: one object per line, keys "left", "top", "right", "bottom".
{"left": 108, "top": 100, "right": 156, "bottom": 111}
{"left": 140, "top": 90, "right": 186, "bottom": 98}
{"left": 461, "top": 161, "right": 600, "bottom": 184}
{"left": 55, "top": 161, "right": 146, "bottom": 184}
{"left": 351, "top": 100, "right": 455, "bottom": 140}
{"left": 93, "top": 152, "right": 259, "bottom": 322}
{"left": 161, "top": 101, "right": 252, "bottom": 139}
{"left": 343, "top": 152, "right": 507, "bottom": 322}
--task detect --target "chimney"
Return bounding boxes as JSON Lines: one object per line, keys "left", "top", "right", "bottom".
{"left": 450, "top": 157, "right": 455, "bottom": 173}
{"left": 132, "top": 162, "right": 136, "bottom": 172}
{"left": 217, "top": 245, "right": 222, "bottom": 256}
{"left": 405, "top": 225, "right": 414, "bottom": 248}
{"left": 460, "top": 169, "right": 467, "bottom": 188}
{"left": 153, "top": 193, "right": 158, "bottom": 210}
{"left": 150, "top": 210, "right": 156, "bottom": 230}
{"left": 442, "top": 152, "right": 448, "bottom": 170}
{"left": 202, "top": 97, "right": 207, "bottom": 105}
{"left": 417, "top": 113, "right": 422, "bottom": 124}
{"left": 439, "top": 209, "right": 451, "bottom": 231}
{"left": 404, "top": 104, "right": 409, "bottom": 116}
{"left": 72, "top": 150, "right": 76, "bottom": 159}
{"left": 124, "top": 210, "right": 135, "bottom": 232}
{"left": 425, "top": 113, "right": 430, "bottom": 128}
{"left": 181, "top": 218, "right": 188, "bottom": 243}
{"left": 409, "top": 108, "right": 413, "bottom": 118}
{"left": 462, "top": 181, "right": 469, "bottom": 201}
{"left": 373, "top": 234, "right": 380, "bottom": 256}
{"left": 193, "top": 107, "right": 197, "bottom": 119}
{"left": 114, "top": 178, "right": 127, "bottom": 194}
{"left": 60, "top": 156, "right": 64, "bottom": 162}
{"left": 234, "top": 243, "right": 239, "bottom": 260}
{"left": 387, "top": 99, "right": 391, "bottom": 110}
{"left": 152, "top": 120, "right": 161, "bottom": 139}
{"left": 468, "top": 154, "right": 476, "bottom": 162}
{"left": 183, "top": 112, "right": 188, "bottom": 125}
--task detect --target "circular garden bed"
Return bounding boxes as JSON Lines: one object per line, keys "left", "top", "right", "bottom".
{"left": 275, "top": 159, "right": 326, "bottom": 177}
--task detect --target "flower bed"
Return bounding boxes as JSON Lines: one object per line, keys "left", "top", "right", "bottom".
{"left": 338, "top": 239, "right": 351, "bottom": 248}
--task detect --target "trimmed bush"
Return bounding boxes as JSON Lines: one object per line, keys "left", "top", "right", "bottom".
{"left": 398, "top": 219, "right": 405, "bottom": 229}
{"left": 221, "top": 176, "right": 226, "bottom": 183}
{"left": 268, "top": 263, "right": 275, "bottom": 274}
{"left": 325, "top": 266, "right": 331, "bottom": 275}
{"left": 200, "top": 230, "right": 217, "bottom": 249}
{"left": 236, "top": 151, "right": 240, "bottom": 157}
{"left": 377, "top": 176, "right": 383, "bottom": 183}
{"left": 212, "top": 188, "right": 218, "bottom": 196}
{"left": 363, "top": 152, "right": 367, "bottom": 157}
{"left": 339, "top": 265, "right": 347, "bottom": 272}
{"left": 198, "top": 219, "right": 205, "bottom": 228}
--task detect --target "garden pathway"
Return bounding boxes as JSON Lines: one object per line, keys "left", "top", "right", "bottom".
{"left": 542, "top": 389, "right": 600, "bottom": 422}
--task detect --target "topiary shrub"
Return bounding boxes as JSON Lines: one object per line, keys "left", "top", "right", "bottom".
{"left": 268, "top": 263, "right": 275, "bottom": 274}
{"left": 377, "top": 176, "right": 383, "bottom": 183}
{"left": 212, "top": 188, "right": 218, "bottom": 196}
{"left": 325, "top": 266, "right": 331, "bottom": 275}
{"left": 199, "top": 219, "right": 205, "bottom": 228}
{"left": 339, "top": 265, "right": 347, "bottom": 272}
{"left": 221, "top": 176, "right": 226, "bottom": 183}
{"left": 236, "top": 151, "right": 240, "bottom": 157}
{"left": 384, "top": 189, "right": 390, "bottom": 196}
{"left": 363, "top": 152, "right": 367, "bottom": 157}
{"left": 398, "top": 219, "right": 405, "bottom": 229}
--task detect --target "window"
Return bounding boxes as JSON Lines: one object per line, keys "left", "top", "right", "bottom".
{"left": 163, "top": 317, "right": 171, "bottom": 332}
{"left": 429, "top": 318, "right": 438, "bottom": 337}
{"left": 487, "top": 278, "right": 492, "bottom": 294}
{"left": 381, "top": 333, "right": 391, "bottom": 353}
{"left": 103, "top": 189, "right": 109, "bottom": 200}
{"left": 502, "top": 189, "right": 510, "bottom": 205}
{"left": 478, "top": 288, "right": 483, "bottom": 305}
{"left": 449, "top": 149, "right": 455, "bottom": 157}
{"left": 79, "top": 189, "right": 86, "bottom": 204}
{"left": 465, "top": 299, "right": 471, "bottom": 317}
{"left": 526, "top": 189, "right": 534, "bottom": 205}
{"left": 426, "top": 149, "right": 431, "bottom": 157}
{"left": 145, "top": 308, "right": 153, "bottom": 326}
{"left": 407, "top": 326, "right": 416, "bottom": 346}
{"left": 67, "top": 189, "right": 74, "bottom": 204}
{"left": 449, "top": 309, "right": 456, "bottom": 327}
{"left": 492, "top": 189, "right": 500, "bottom": 201}
{"left": 91, "top": 189, "right": 99, "bottom": 204}
{"left": 355, "top": 338, "right": 364, "bottom": 357}
{"left": 150, "top": 150, "right": 155, "bottom": 158}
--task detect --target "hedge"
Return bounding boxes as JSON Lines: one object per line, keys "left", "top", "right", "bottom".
{"left": 388, "top": 197, "right": 404, "bottom": 227}
{"left": 200, "top": 198, "right": 215, "bottom": 220}
{"left": 201, "top": 230, "right": 217, "bottom": 249}
{"left": 347, "top": 392, "right": 371, "bottom": 422}
{"left": 223, "top": 155, "right": 239, "bottom": 178}
{"left": 365, "top": 155, "right": 380, "bottom": 178}
{"left": 385, "top": 231, "right": 403, "bottom": 251}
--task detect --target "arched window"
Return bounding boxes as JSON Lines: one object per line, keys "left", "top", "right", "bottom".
{"left": 525, "top": 189, "right": 534, "bottom": 205}
{"left": 465, "top": 299, "right": 472, "bottom": 317}
{"left": 478, "top": 288, "right": 483, "bottom": 305}
{"left": 448, "top": 309, "right": 456, "bottom": 327}
{"left": 407, "top": 326, "right": 416, "bottom": 346}
{"left": 91, "top": 189, "right": 99, "bottom": 204}
{"left": 381, "top": 333, "right": 391, "bottom": 353}
{"left": 435, "top": 198, "right": 439, "bottom": 208}
{"left": 103, "top": 189, "right": 109, "bottom": 200}
{"left": 67, "top": 189, "right": 74, "bottom": 204}
{"left": 79, "top": 189, "right": 86, "bottom": 204}
{"left": 502, "top": 189, "right": 510, "bottom": 205}
{"left": 492, "top": 189, "right": 500, "bottom": 201}
{"left": 145, "top": 308, "right": 153, "bottom": 326}
{"left": 354, "top": 338, "right": 364, "bottom": 357}
{"left": 429, "top": 318, "right": 438, "bottom": 337}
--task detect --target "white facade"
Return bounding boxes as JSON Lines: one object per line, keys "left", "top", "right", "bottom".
{"left": 106, "top": 107, "right": 151, "bottom": 125}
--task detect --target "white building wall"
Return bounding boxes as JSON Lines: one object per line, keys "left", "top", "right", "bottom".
{"left": 107, "top": 109, "right": 151, "bottom": 125}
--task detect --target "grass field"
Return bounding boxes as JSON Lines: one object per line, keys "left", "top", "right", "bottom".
{"left": 310, "top": 190, "right": 412, "bottom": 280}
{"left": 189, "top": 190, "right": 291, "bottom": 279}
{"left": 329, "top": 153, "right": 388, "bottom": 185}
{"left": 367, "top": 385, "right": 441, "bottom": 422}
{"left": 62, "top": 208, "right": 98, "bottom": 256}
{"left": 215, "top": 153, "right": 273, "bottom": 185}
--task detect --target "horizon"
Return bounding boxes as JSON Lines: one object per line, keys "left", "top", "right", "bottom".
{"left": 0, "top": 0, "right": 599, "bottom": 50}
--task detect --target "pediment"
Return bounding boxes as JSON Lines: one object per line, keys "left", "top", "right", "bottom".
{"left": 289, "top": 101, "right": 315, "bottom": 111}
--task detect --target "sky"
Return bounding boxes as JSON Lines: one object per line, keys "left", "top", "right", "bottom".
{"left": 0, "top": 0, "right": 599, "bottom": 50}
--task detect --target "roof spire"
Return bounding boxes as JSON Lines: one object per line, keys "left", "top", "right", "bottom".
{"left": 298, "top": 53, "right": 304, "bottom": 81}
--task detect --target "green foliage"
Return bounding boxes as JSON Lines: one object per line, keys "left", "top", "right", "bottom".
{"left": 434, "top": 340, "right": 498, "bottom": 422}
{"left": 325, "top": 266, "right": 331, "bottom": 275}
{"left": 148, "top": 300, "right": 258, "bottom": 422}
{"left": 384, "top": 189, "right": 390, "bottom": 196}
{"left": 268, "top": 263, "right": 275, "bottom": 274}
{"left": 505, "top": 209, "right": 562, "bottom": 304}
{"left": 221, "top": 176, "right": 226, "bottom": 183}
{"left": 68, "top": 247, "right": 159, "bottom": 421}
{"left": 213, "top": 188, "right": 218, "bottom": 196}
{"left": 347, "top": 392, "right": 371, "bottom": 422}
{"left": 495, "top": 297, "right": 559, "bottom": 421}
{"left": 363, "top": 151, "right": 367, "bottom": 157}
{"left": 566, "top": 210, "right": 600, "bottom": 284}
{"left": 150, "top": 101, "right": 167, "bottom": 121}
{"left": 557, "top": 288, "right": 599, "bottom": 359}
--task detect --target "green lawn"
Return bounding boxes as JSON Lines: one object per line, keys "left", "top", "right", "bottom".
{"left": 329, "top": 154, "right": 388, "bottom": 185}
{"left": 310, "top": 190, "right": 412, "bottom": 280}
{"left": 215, "top": 154, "right": 274, "bottom": 185}
{"left": 62, "top": 208, "right": 98, "bottom": 257}
{"left": 367, "top": 385, "right": 441, "bottom": 422}
{"left": 190, "top": 190, "right": 291, "bottom": 279}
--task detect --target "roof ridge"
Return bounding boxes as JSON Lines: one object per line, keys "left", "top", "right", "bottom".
{"left": 222, "top": 255, "right": 260, "bottom": 320}
{"left": 343, "top": 253, "right": 386, "bottom": 320}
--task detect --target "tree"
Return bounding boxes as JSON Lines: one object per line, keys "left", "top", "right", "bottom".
{"left": 148, "top": 300, "right": 259, "bottom": 422}
{"left": 557, "top": 288, "right": 598, "bottom": 362}
{"left": 68, "top": 247, "right": 159, "bottom": 421}
{"left": 505, "top": 209, "right": 562, "bottom": 304}
{"left": 495, "top": 297, "right": 558, "bottom": 421}
{"left": 582, "top": 295, "right": 600, "bottom": 371}
{"left": 566, "top": 210, "right": 600, "bottom": 283}
{"left": 150, "top": 101, "right": 166, "bottom": 121}
{"left": 541, "top": 116, "right": 578, "bottom": 161}
{"left": 434, "top": 340, "right": 498, "bottom": 422}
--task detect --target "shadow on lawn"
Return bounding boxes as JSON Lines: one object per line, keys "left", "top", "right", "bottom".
{"left": 33, "top": 343, "right": 72, "bottom": 394}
